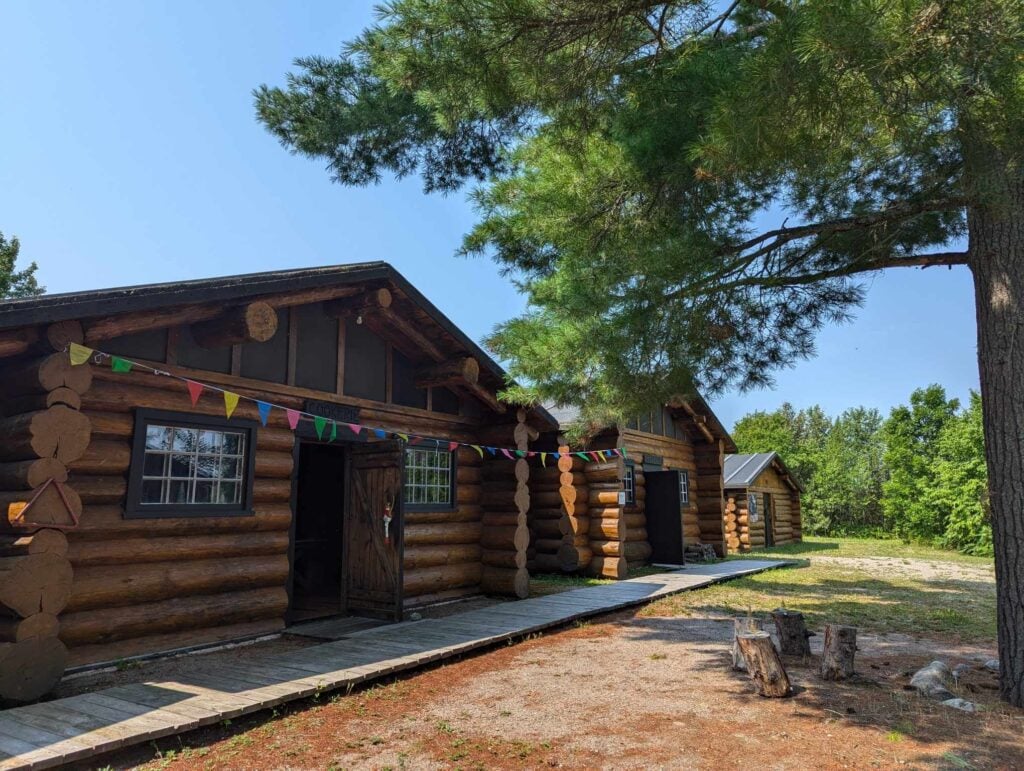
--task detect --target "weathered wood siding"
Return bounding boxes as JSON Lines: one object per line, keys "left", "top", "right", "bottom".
{"left": 724, "top": 464, "right": 802, "bottom": 553}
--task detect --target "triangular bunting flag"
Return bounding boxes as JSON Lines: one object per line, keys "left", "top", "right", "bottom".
{"left": 347, "top": 423, "right": 362, "bottom": 435}
{"left": 224, "top": 391, "right": 240, "bottom": 419}
{"left": 620, "top": 447, "right": 628, "bottom": 458}
{"left": 448, "top": 442, "right": 458, "bottom": 452}
{"left": 329, "top": 421, "right": 338, "bottom": 442}
{"left": 500, "top": 449, "right": 514, "bottom": 460}
{"left": 256, "top": 401, "right": 272, "bottom": 427}
{"left": 515, "top": 450, "right": 526, "bottom": 458}
{"left": 68, "top": 343, "right": 93, "bottom": 366}
{"left": 286, "top": 409, "right": 301, "bottom": 430}
{"left": 576, "top": 452, "right": 589, "bottom": 460}
{"left": 397, "top": 433, "right": 408, "bottom": 442}
{"left": 111, "top": 356, "right": 132, "bottom": 373}
{"left": 551, "top": 451, "right": 560, "bottom": 459}
{"left": 486, "top": 447, "right": 497, "bottom": 456}
{"left": 313, "top": 416, "right": 328, "bottom": 440}
{"left": 540, "top": 452, "right": 547, "bottom": 467}
{"left": 374, "top": 428, "right": 387, "bottom": 439}
{"left": 590, "top": 452, "right": 602, "bottom": 462}
{"left": 186, "top": 380, "right": 204, "bottom": 406}
{"left": 471, "top": 445, "right": 483, "bottom": 458}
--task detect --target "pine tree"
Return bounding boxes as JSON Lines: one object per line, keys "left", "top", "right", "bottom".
{"left": 0, "top": 232, "right": 42, "bottom": 299}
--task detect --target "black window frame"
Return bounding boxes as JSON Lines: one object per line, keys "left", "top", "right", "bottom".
{"left": 125, "top": 408, "right": 258, "bottom": 519}
{"left": 402, "top": 445, "right": 458, "bottom": 512}
{"left": 623, "top": 461, "right": 636, "bottom": 505}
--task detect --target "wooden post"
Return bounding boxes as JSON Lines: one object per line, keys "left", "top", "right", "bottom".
{"left": 771, "top": 608, "right": 812, "bottom": 656}
{"left": 820, "top": 624, "right": 857, "bottom": 681}
{"left": 736, "top": 631, "right": 792, "bottom": 697}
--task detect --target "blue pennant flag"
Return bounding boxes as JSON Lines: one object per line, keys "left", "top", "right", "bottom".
{"left": 486, "top": 446, "right": 497, "bottom": 456}
{"left": 374, "top": 428, "right": 387, "bottom": 439}
{"left": 256, "top": 401, "right": 272, "bottom": 427}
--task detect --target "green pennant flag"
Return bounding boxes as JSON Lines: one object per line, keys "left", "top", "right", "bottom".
{"left": 575, "top": 452, "right": 588, "bottom": 460}
{"left": 515, "top": 450, "right": 526, "bottom": 458}
{"left": 313, "top": 415, "right": 328, "bottom": 440}
{"left": 329, "top": 421, "right": 337, "bottom": 442}
{"left": 111, "top": 356, "right": 133, "bottom": 373}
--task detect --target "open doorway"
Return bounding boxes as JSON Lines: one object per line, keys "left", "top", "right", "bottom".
{"left": 290, "top": 442, "right": 347, "bottom": 622}
{"left": 763, "top": 492, "right": 775, "bottom": 547}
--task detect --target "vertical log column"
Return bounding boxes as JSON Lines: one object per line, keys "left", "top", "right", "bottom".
{"left": 527, "top": 452, "right": 584, "bottom": 574}
{"left": 479, "top": 411, "right": 531, "bottom": 598}
{"left": 555, "top": 446, "right": 592, "bottom": 573}
{"left": 584, "top": 456, "right": 628, "bottom": 578}
{"left": 724, "top": 496, "right": 740, "bottom": 553}
{"left": 0, "top": 326, "right": 89, "bottom": 701}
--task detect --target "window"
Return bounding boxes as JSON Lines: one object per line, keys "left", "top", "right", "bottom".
{"left": 126, "top": 410, "right": 257, "bottom": 518}
{"left": 623, "top": 463, "right": 636, "bottom": 505}
{"left": 678, "top": 469, "right": 690, "bottom": 505}
{"left": 748, "top": 493, "right": 758, "bottom": 517}
{"left": 404, "top": 447, "right": 455, "bottom": 509}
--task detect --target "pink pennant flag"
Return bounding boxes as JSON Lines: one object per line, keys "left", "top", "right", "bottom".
{"left": 500, "top": 448, "right": 514, "bottom": 460}
{"left": 286, "top": 409, "right": 301, "bottom": 430}
{"left": 347, "top": 423, "right": 362, "bottom": 435}
{"left": 590, "top": 451, "right": 602, "bottom": 462}
{"left": 448, "top": 442, "right": 458, "bottom": 452}
{"left": 186, "top": 380, "right": 204, "bottom": 407}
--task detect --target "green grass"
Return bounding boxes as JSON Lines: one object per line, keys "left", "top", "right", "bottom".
{"left": 530, "top": 565, "right": 664, "bottom": 595}
{"left": 733, "top": 535, "right": 995, "bottom": 566}
{"left": 647, "top": 537, "right": 996, "bottom": 641}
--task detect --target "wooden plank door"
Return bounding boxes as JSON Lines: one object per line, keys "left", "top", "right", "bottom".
{"left": 763, "top": 493, "right": 775, "bottom": 547}
{"left": 645, "top": 470, "right": 684, "bottom": 564}
{"left": 343, "top": 441, "right": 404, "bottom": 620}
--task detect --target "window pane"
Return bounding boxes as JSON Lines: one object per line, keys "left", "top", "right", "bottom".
{"left": 143, "top": 453, "right": 166, "bottom": 476}
{"left": 194, "top": 481, "right": 215, "bottom": 503}
{"left": 218, "top": 482, "right": 240, "bottom": 504}
{"left": 172, "top": 428, "right": 195, "bottom": 451}
{"left": 141, "top": 480, "right": 164, "bottom": 503}
{"left": 145, "top": 425, "right": 171, "bottom": 450}
{"left": 170, "top": 454, "right": 193, "bottom": 477}
{"left": 168, "top": 480, "right": 190, "bottom": 503}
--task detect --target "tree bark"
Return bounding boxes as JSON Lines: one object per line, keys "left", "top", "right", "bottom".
{"left": 735, "top": 631, "right": 791, "bottom": 697}
{"left": 820, "top": 624, "right": 857, "bottom": 681}
{"left": 966, "top": 153, "right": 1024, "bottom": 707}
{"left": 771, "top": 608, "right": 812, "bottom": 657}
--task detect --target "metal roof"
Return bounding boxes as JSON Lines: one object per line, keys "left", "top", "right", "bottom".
{"left": 724, "top": 452, "right": 803, "bottom": 491}
{"left": 0, "top": 262, "right": 557, "bottom": 429}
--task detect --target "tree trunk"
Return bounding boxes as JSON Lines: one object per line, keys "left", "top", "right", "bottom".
{"left": 735, "top": 631, "right": 792, "bottom": 697}
{"left": 771, "top": 608, "right": 812, "bottom": 657}
{"left": 820, "top": 624, "right": 857, "bottom": 681}
{"left": 967, "top": 155, "right": 1024, "bottom": 707}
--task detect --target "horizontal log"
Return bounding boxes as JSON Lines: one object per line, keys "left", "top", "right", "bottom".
{"left": 585, "top": 556, "right": 628, "bottom": 580}
{"left": 0, "top": 483, "right": 82, "bottom": 531}
{"left": 530, "top": 469, "right": 586, "bottom": 486}
{"left": 456, "top": 465, "right": 481, "bottom": 484}
{"left": 0, "top": 553, "right": 73, "bottom": 617}
{"left": 403, "top": 562, "right": 482, "bottom": 597}
{"left": 0, "top": 457, "right": 68, "bottom": 490}
{"left": 403, "top": 543, "right": 482, "bottom": 570}
{"left": 531, "top": 487, "right": 588, "bottom": 508}
{"left": 583, "top": 459, "right": 625, "bottom": 482}
{"left": 404, "top": 505, "right": 481, "bottom": 525}
{"left": 0, "top": 529, "right": 68, "bottom": 558}
{"left": 254, "top": 478, "right": 292, "bottom": 503}
{"left": 72, "top": 504, "right": 291, "bottom": 540}
{"left": 414, "top": 357, "right": 480, "bottom": 388}
{"left": 191, "top": 302, "right": 278, "bottom": 348}
{"left": 457, "top": 484, "right": 482, "bottom": 506}
{"left": 589, "top": 517, "right": 626, "bottom": 541}
{"left": 68, "top": 474, "right": 126, "bottom": 505}
{"left": 559, "top": 514, "right": 589, "bottom": 537}
{"left": 0, "top": 327, "right": 38, "bottom": 359}
{"left": 67, "top": 554, "right": 290, "bottom": 613}
{"left": 67, "top": 530, "right": 289, "bottom": 567}
{"left": 0, "top": 612, "right": 59, "bottom": 643}
{"left": 532, "top": 538, "right": 563, "bottom": 553}
{"left": 624, "top": 541, "right": 653, "bottom": 562}
{"left": 482, "top": 512, "right": 521, "bottom": 528}
{"left": 590, "top": 539, "right": 623, "bottom": 557}
{"left": 67, "top": 618, "right": 284, "bottom": 668}
{"left": 404, "top": 521, "right": 482, "bottom": 546}
{"left": 530, "top": 518, "right": 563, "bottom": 539}
{"left": 2, "top": 353, "right": 92, "bottom": 397}
{"left": 0, "top": 637, "right": 67, "bottom": 702}
{"left": 480, "top": 566, "right": 528, "bottom": 598}
{"left": 3, "top": 386, "right": 82, "bottom": 415}
{"left": 59, "top": 586, "right": 289, "bottom": 647}
{"left": 588, "top": 506, "right": 624, "bottom": 520}
{"left": 592, "top": 490, "right": 625, "bottom": 506}
{"left": 557, "top": 543, "right": 592, "bottom": 572}
{"left": 624, "top": 512, "right": 646, "bottom": 528}
{"left": 480, "top": 525, "right": 529, "bottom": 552}
{"left": 481, "top": 549, "right": 526, "bottom": 569}
{"left": 0, "top": 406, "right": 92, "bottom": 463}
{"left": 625, "top": 527, "right": 648, "bottom": 543}
{"left": 528, "top": 553, "right": 562, "bottom": 573}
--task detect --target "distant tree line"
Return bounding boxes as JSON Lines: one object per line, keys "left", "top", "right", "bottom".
{"left": 731, "top": 386, "right": 991, "bottom": 556}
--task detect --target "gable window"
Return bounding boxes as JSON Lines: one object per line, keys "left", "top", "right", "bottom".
{"left": 678, "top": 469, "right": 690, "bottom": 505}
{"left": 404, "top": 447, "right": 455, "bottom": 509}
{"left": 623, "top": 463, "right": 636, "bottom": 505}
{"left": 126, "top": 410, "right": 257, "bottom": 518}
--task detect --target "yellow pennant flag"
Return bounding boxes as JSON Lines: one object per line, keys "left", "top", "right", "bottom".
{"left": 223, "top": 391, "right": 240, "bottom": 419}
{"left": 68, "top": 343, "right": 93, "bottom": 366}
{"left": 540, "top": 452, "right": 547, "bottom": 467}
{"left": 396, "top": 432, "right": 409, "bottom": 443}
{"left": 470, "top": 444, "right": 483, "bottom": 458}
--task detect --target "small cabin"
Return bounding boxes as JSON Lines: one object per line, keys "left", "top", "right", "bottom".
{"left": 722, "top": 452, "right": 803, "bottom": 552}
{"left": 530, "top": 398, "right": 736, "bottom": 578}
{"left": 0, "top": 263, "right": 554, "bottom": 701}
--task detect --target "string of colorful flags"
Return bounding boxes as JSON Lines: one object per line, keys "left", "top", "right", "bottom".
{"left": 67, "top": 343, "right": 628, "bottom": 464}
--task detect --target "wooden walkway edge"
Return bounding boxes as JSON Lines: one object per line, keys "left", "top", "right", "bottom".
{"left": 0, "top": 559, "right": 789, "bottom": 769}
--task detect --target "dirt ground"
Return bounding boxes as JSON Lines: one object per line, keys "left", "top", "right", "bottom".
{"left": 807, "top": 555, "right": 995, "bottom": 584}
{"left": 85, "top": 608, "right": 1023, "bottom": 771}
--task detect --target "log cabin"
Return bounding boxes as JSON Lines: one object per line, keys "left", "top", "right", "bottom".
{"left": 722, "top": 452, "right": 803, "bottom": 552}
{"left": 0, "top": 263, "right": 556, "bottom": 701}
{"left": 530, "top": 399, "right": 736, "bottom": 579}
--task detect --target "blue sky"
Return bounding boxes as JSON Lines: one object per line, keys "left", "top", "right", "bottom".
{"left": 0, "top": 2, "right": 980, "bottom": 428}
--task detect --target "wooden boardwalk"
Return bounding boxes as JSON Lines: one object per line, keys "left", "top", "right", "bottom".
{"left": 0, "top": 559, "right": 787, "bottom": 769}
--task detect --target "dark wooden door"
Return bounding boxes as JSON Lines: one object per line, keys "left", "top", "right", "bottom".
{"left": 645, "top": 470, "right": 684, "bottom": 564}
{"left": 343, "top": 441, "right": 404, "bottom": 620}
{"left": 763, "top": 493, "right": 775, "bottom": 547}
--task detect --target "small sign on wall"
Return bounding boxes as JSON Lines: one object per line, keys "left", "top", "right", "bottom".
{"left": 617, "top": 491, "right": 627, "bottom": 506}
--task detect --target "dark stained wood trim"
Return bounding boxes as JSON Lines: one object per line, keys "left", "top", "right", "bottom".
{"left": 286, "top": 308, "right": 297, "bottom": 387}
{"left": 165, "top": 326, "right": 179, "bottom": 366}
{"left": 336, "top": 318, "right": 346, "bottom": 396}
{"left": 230, "top": 344, "right": 242, "bottom": 377}
{"left": 385, "top": 342, "right": 394, "bottom": 404}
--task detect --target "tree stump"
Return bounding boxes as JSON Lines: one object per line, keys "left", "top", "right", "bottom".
{"left": 732, "top": 617, "right": 757, "bottom": 671}
{"left": 820, "top": 624, "right": 857, "bottom": 681}
{"left": 736, "top": 631, "right": 792, "bottom": 697}
{"left": 771, "top": 608, "right": 812, "bottom": 656}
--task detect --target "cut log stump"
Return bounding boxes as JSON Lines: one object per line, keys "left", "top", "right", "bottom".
{"left": 820, "top": 624, "right": 857, "bottom": 681}
{"left": 736, "top": 631, "right": 792, "bottom": 697}
{"left": 771, "top": 608, "right": 812, "bottom": 657}
{"left": 0, "top": 636, "right": 68, "bottom": 702}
